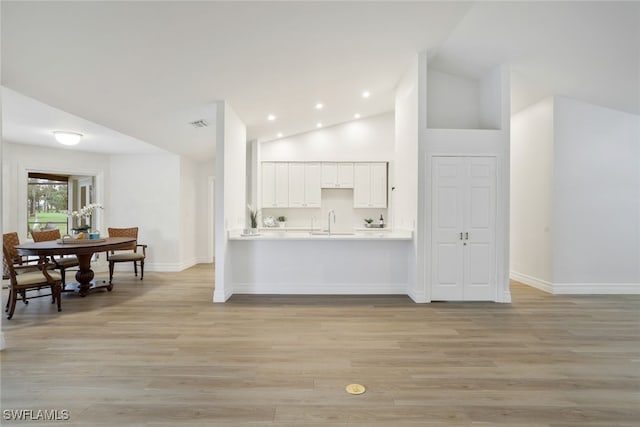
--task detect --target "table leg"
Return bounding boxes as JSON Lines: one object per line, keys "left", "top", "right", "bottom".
{"left": 75, "top": 254, "right": 95, "bottom": 297}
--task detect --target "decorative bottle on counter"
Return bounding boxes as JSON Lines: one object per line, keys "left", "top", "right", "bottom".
{"left": 379, "top": 214, "right": 384, "bottom": 228}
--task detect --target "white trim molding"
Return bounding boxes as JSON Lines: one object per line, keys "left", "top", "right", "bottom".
{"left": 510, "top": 271, "right": 553, "bottom": 293}
{"left": 553, "top": 283, "right": 640, "bottom": 295}
{"left": 511, "top": 271, "right": 640, "bottom": 295}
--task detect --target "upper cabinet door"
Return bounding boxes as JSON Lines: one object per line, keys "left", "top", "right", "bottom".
{"left": 288, "top": 163, "right": 306, "bottom": 207}
{"left": 275, "top": 163, "right": 290, "bottom": 207}
{"left": 321, "top": 162, "right": 354, "bottom": 188}
{"left": 262, "top": 162, "right": 277, "bottom": 207}
{"left": 321, "top": 163, "right": 338, "bottom": 188}
{"left": 262, "top": 162, "right": 289, "bottom": 208}
{"left": 337, "top": 163, "right": 354, "bottom": 188}
{"left": 288, "top": 162, "right": 320, "bottom": 208}
{"left": 353, "top": 163, "right": 372, "bottom": 207}
{"left": 304, "top": 163, "right": 321, "bottom": 207}
{"left": 354, "top": 162, "right": 387, "bottom": 208}
{"left": 370, "top": 163, "right": 387, "bottom": 208}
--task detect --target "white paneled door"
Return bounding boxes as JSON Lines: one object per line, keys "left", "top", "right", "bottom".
{"left": 431, "top": 156, "right": 496, "bottom": 301}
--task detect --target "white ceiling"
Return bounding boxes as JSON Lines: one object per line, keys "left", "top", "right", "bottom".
{"left": 2, "top": 1, "right": 638, "bottom": 161}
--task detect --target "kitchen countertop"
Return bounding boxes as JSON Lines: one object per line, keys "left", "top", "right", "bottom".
{"left": 228, "top": 229, "right": 413, "bottom": 241}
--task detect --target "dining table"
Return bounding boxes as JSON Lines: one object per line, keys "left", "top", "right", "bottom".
{"left": 15, "top": 236, "right": 137, "bottom": 297}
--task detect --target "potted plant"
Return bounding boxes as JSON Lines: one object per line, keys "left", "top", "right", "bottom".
{"left": 364, "top": 218, "right": 373, "bottom": 228}
{"left": 247, "top": 204, "right": 260, "bottom": 233}
{"left": 277, "top": 216, "right": 287, "bottom": 228}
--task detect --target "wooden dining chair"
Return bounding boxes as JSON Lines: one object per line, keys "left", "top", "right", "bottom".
{"left": 31, "top": 228, "right": 79, "bottom": 287}
{"left": 2, "top": 232, "right": 39, "bottom": 279}
{"left": 106, "top": 227, "right": 147, "bottom": 284}
{"left": 3, "top": 232, "right": 62, "bottom": 319}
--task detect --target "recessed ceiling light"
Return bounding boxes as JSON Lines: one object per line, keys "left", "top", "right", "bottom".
{"left": 316, "top": 122, "right": 323, "bottom": 128}
{"left": 361, "top": 91, "right": 370, "bottom": 98}
{"left": 315, "top": 103, "right": 324, "bottom": 110}
{"left": 354, "top": 113, "right": 361, "bottom": 119}
{"left": 53, "top": 131, "right": 83, "bottom": 146}
{"left": 267, "top": 114, "right": 277, "bottom": 121}
{"left": 277, "top": 133, "right": 283, "bottom": 138}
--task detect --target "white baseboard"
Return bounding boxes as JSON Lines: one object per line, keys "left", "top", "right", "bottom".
{"left": 497, "top": 289, "right": 512, "bottom": 303}
{"left": 0, "top": 332, "right": 5, "bottom": 351}
{"left": 510, "top": 271, "right": 553, "bottom": 293}
{"left": 553, "top": 282, "right": 640, "bottom": 295}
{"left": 511, "top": 271, "right": 640, "bottom": 295}
{"left": 233, "top": 282, "right": 407, "bottom": 295}
{"left": 407, "top": 287, "right": 428, "bottom": 303}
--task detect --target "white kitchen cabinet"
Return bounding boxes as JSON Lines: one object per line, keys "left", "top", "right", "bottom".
{"left": 289, "top": 162, "right": 321, "bottom": 208}
{"left": 261, "top": 162, "right": 289, "bottom": 208}
{"left": 430, "top": 156, "right": 496, "bottom": 301}
{"left": 321, "top": 162, "right": 354, "bottom": 188}
{"left": 353, "top": 162, "right": 387, "bottom": 208}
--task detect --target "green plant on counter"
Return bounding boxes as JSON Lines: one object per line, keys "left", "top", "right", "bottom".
{"left": 247, "top": 204, "right": 260, "bottom": 228}
{"left": 277, "top": 216, "right": 286, "bottom": 222}
{"left": 364, "top": 218, "right": 373, "bottom": 224}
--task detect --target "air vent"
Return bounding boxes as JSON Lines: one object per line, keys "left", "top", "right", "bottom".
{"left": 190, "top": 119, "right": 209, "bottom": 128}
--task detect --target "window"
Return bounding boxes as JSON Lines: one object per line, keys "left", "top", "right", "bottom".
{"left": 27, "top": 173, "right": 69, "bottom": 235}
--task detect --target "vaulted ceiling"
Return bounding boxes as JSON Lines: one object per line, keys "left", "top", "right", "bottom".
{"left": 2, "top": 1, "right": 638, "bottom": 160}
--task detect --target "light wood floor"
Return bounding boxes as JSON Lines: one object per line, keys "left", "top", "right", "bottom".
{"left": 1, "top": 264, "right": 639, "bottom": 426}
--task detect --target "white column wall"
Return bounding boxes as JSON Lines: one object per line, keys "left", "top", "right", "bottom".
{"left": 214, "top": 102, "right": 247, "bottom": 302}
{"left": 510, "top": 98, "right": 554, "bottom": 291}
{"left": 394, "top": 57, "right": 420, "bottom": 300}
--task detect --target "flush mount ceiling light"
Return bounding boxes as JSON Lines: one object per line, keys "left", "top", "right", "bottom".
{"left": 277, "top": 132, "right": 283, "bottom": 138}
{"left": 361, "top": 90, "right": 371, "bottom": 99}
{"left": 53, "top": 131, "right": 83, "bottom": 146}
{"left": 316, "top": 122, "right": 323, "bottom": 128}
{"left": 267, "top": 114, "right": 277, "bottom": 121}
{"left": 354, "top": 113, "right": 361, "bottom": 119}
{"left": 315, "top": 103, "right": 324, "bottom": 110}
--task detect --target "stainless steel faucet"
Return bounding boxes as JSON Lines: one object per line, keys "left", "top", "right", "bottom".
{"left": 327, "top": 210, "right": 336, "bottom": 235}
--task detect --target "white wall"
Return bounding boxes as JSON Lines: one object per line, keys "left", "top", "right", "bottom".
{"left": 553, "top": 97, "right": 640, "bottom": 289}
{"left": 196, "top": 159, "right": 215, "bottom": 264}
{"left": 180, "top": 156, "right": 198, "bottom": 269}
{"left": 510, "top": 97, "right": 554, "bottom": 290}
{"left": 427, "top": 68, "right": 480, "bottom": 129}
{"left": 260, "top": 112, "right": 395, "bottom": 162}
{"left": 479, "top": 67, "right": 503, "bottom": 130}
{"left": 214, "top": 102, "right": 247, "bottom": 302}
{"left": 108, "top": 153, "right": 182, "bottom": 271}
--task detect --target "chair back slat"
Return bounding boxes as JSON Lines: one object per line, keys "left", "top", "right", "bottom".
{"left": 3, "top": 232, "right": 22, "bottom": 265}
{"left": 2, "top": 235, "right": 19, "bottom": 283}
{"left": 108, "top": 227, "right": 138, "bottom": 251}
{"left": 31, "top": 229, "right": 61, "bottom": 243}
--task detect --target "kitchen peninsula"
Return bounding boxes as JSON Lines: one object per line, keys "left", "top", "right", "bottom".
{"left": 228, "top": 228, "right": 413, "bottom": 295}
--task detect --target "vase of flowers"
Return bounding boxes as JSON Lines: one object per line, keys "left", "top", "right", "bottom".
{"left": 69, "top": 203, "right": 103, "bottom": 236}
